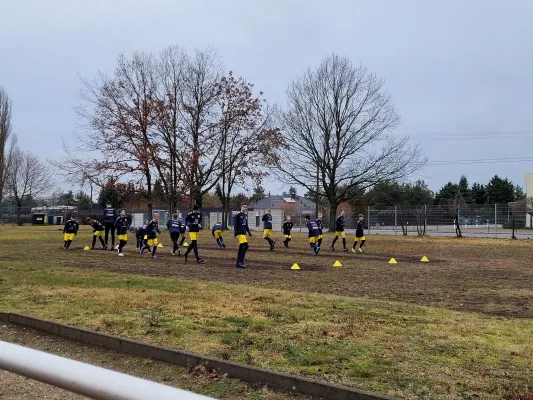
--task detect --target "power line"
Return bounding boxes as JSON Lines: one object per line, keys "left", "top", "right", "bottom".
{"left": 427, "top": 156, "right": 533, "bottom": 166}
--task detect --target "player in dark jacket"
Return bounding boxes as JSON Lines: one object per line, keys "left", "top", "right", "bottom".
{"left": 178, "top": 217, "right": 187, "bottom": 246}
{"left": 305, "top": 215, "right": 321, "bottom": 256}
{"left": 282, "top": 216, "right": 293, "bottom": 248}
{"left": 166, "top": 213, "right": 183, "bottom": 256}
{"left": 184, "top": 205, "right": 204, "bottom": 263}
{"left": 63, "top": 215, "right": 79, "bottom": 250}
{"left": 352, "top": 214, "right": 366, "bottom": 253}
{"left": 261, "top": 209, "right": 275, "bottom": 250}
{"left": 212, "top": 222, "right": 225, "bottom": 249}
{"left": 234, "top": 204, "right": 252, "bottom": 268}
{"left": 316, "top": 213, "right": 324, "bottom": 248}
{"left": 134, "top": 225, "right": 147, "bottom": 253}
{"left": 103, "top": 204, "right": 117, "bottom": 250}
{"left": 331, "top": 210, "right": 348, "bottom": 252}
{"left": 141, "top": 213, "right": 161, "bottom": 259}
{"left": 115, "top": 210, "right": 130, "bottom": 256}
{"left": 85, "top": 217, "right": 106, "bottom": 250}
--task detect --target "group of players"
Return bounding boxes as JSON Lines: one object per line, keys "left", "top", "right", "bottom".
{"left": 62, "top": 203, "right": 367, "bottom": 269}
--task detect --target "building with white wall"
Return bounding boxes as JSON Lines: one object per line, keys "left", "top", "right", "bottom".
{"left": 524, "top": 173, "right": 533, "bottom": 227}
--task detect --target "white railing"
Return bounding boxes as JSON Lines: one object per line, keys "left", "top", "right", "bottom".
{"left": 0, "top": 340, "right": 215, "bottom": 400}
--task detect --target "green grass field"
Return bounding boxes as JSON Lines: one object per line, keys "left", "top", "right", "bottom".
{"left": 0, "top": 225, "right": 532, "bottom": 399}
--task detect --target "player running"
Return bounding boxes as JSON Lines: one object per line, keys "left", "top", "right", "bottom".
{"left": 141, "top": 213, "right": 161, "bottom": 259}
{"left": 212, "top": 222, "right": 225, "bottom": 249}
{"left": 184, "top": 205, "right": 204, "bottom": 263}
{"left": 62, "top": 214, "right": 79, "bottom": 250}
{"left": 305, "top": 215, "right": 320, "bottom": 256}
{"left": 115, "top": 210, "right": 130, "bottom": 256}
{"left": 234, "top": 204, "right": 252, "bottom": 268}
{"left": 352, "top": 214, "right": 366, "bottom": 253}
{"left": 166, "top": 213, "right": 183, "bottom": 256}
{"left": 282, "top": 216, "right": 293, "bottom": 248}
{"left": 262, "top": 209, "right": 275, "bottom": 251}
{"left": 85, "top": 217, "right": 106, "bottom": 250}
{"left": 331, "top": 210, "right": 348, "bottom": 252}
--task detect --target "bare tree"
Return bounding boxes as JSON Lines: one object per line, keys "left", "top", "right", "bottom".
{"left": 214, "top": 72, "right": 283, "bottom": 228}
{"left": 5, "top": 146, "right": 52, "bottom": 224}
{"left": 0, "top": 86, "right": 12, "bottom": 200}
{"left": 277, "top": 54, "right": 425, "bottom": 227}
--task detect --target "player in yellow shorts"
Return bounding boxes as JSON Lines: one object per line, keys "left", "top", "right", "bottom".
{"left": 305, "top": 215, "right": 321, "bottom": 256}
{"left": 86, "top": 217, "right": 106, "bottom": 250}
{"left": 352, "top": 214, "right": 366, "bottom": 253}
{"left": 261, "top": 208, "right": 275, "bottom": 251}
{"left": 331, "top": 210, "right": 348, "bottom": 252}
{"left": 141, "top": 213, "right": 160, "bottom": 258}
{"left": 316, "top": 213, "right": 324, "bottom": 248}
{"left": 115, "top": 210, "right": 130, "bottom": 256}
{"left": 184, "top": 205, "right": 204, "bottom": 263}
{"left": 282, "top": 216, "right": 293, "bottom": 248}
{"left": 211, "top": 222, "right": 225, "bottom": 249}
{"left": 234, "top": 204, "right": 252, "bottom": 268}
{"left": 62, "top": 215, "right": 79, "bottom": 250}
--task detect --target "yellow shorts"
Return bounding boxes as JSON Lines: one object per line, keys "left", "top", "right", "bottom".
{"left": 318, "top": 234, "right": 323, "bottom": 240}
{"left": 147, "top": 238, "right": 158, "bottom": 246}
{"left": 309, "top": 236, "right": 318, "bottom": 244}
{"left": 236, "top": 234, "right": 248, "bottom": 244}
{"left": 284, "top": 234, "right": 291, "bottom": 239}
{"left": 118, "top": 234, "right": 128, "bottom": 241}
{"left": 335, "top": 231, "right": 346, "bottom": 238}
{"left": 63, "top": 233, "right": 75, "bottom": 241}
{"left": 93, "top": 231, "right": 103, "bottom": 237}
{"left": 355, "top": 236, "right": 366, "bottom": 241}
{"left": 263, "top": 229, "right": 272, "bottom": 237}
{"left": 214, "top": 230, "right": 223, "bottom": 239}
{"left": 189, "top": 232, "right": 199, "bottom": 241}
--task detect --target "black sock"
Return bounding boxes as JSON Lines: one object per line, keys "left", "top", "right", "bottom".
{"left": 360, "top": 240, "right": 365, "bottom": 248}
{"left": 332, "top": 237, "right": 338, "bottom": 248}
{"left": 242, "top": 242, "right": 249, "bottom": 262}
{"left": 92, "top": 236, "right": 97, "bottom": 248}
{"left": 342, "top": 238, "right": 346, "bottom": 249}
{"left": 64, "top": 241, "right": 68, "bottom": 248}
{"left": 180, "top": 236, "right": 185, "bottom": 245}
{"left": 152, "top": 246, "right": 157, "bottom": 256}
{"left": 353, "top": 240, "right": 357, "bottom": 249}
{"left": 317, "top": 238, "right": 322, "bottom": 247}
{"left": 237, "top": 243, "right": 244, "bottom": 263}
{"left": 220, "top": 238, "right": 225, "bottom": 247}
{"left": 265, "top": 237, "right": 274, "bottom": 247}
{"left": 192, "top": 241, "right": 199, "bottom": 259}
{"left": 119, "top": 240, "right": 126, "bottom": 253}
{"left": 66, "top": 240, "right": 72, "bottom": 249}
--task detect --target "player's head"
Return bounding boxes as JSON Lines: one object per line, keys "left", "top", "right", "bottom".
{"left": 241, "top": 204, "right": 248, "bottom": 213}
{"left": 318, "top": 213, "right": 323, "bottom": 219}
{"left": 304, "top": 214, "right": 310, "bottom": 221}
{"left": 85, "top": 217, "right": 91, "bottom": 223}
{"left": 267, "top": 208, "right": 271, "bottom": 214}
{"left": 287, "top": 215, "right": 291, "bottom": 221}
{"left": 359, "top": 213, "right": 364, "bottom": 220}
{"left": 67, "top": 214, "right": 72, "bottom": 220}
{"left": 120, "top": 209, "right": 126, "bottom": 216}
{"left": 341, "top": 210, "right": 345, "bottom": 216}
{"left": 216, "top": 221, "right": 221, "bottom": 225}
{"left": 153, "top": 212, "right": 159, "bottom": 221}
{"left": 193, "top": 204, "right": 199, "bottom": 211}
{"left": 173, "top": 213, "right": 178, "bottom": 219}
{"left": 106, "top": 203, "right": 112, "bottom": 208}
{"left": 129, "top": 227, "right": 136, "bottom": 233}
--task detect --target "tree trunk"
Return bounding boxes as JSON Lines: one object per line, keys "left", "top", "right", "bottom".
{"left": 454, "top": 213, "right": 463, "bottom": 237}
{"left": 328, "top": 200, "right": 338, "bottom": 232}
{"left": 511, "top": 218, "right": 516, "bottom": 239}
{"left": 16, "top": 205, "right": 22, "bottom": 226}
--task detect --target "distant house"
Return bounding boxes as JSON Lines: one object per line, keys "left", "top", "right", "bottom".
{"left": 525, "top": 173, "right": 533, "bottom": 227}
{"left": 249, "top": 195, "right": 317, "bottom": 231}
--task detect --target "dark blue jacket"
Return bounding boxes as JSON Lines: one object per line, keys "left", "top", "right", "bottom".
{"left": 115, "top": 216, "right": 129, "bottom": 235}
{"left": 178, "top": 220, "right": 186, "bottom": 233}
{"left": 89, "top": 219, "right": 104, "bottom": 232}
{"left": 166, "top": 219, "right": 182, "bottom": 234}
{"left": 234, "top": 213, "right": 251, "bottom": 236}
{"left": 306, "top": 220, "right": 320, "bottom": 237}
{"left": 335, "top": 215, "right": 346, "bottom": 232}
{"left": 282, "top": 221, "right": 293, "bottom": 235}
{"left": 356, "top": 220, "right": 365, "bottom": 238}
{"left": 262, "top": 213, "right": 273, "bottom": 229}
{"left": 186, "top": 211, "right": 202, "bottom": 233}
{"left": 145, "top": 220, "right": 160, "bottom": 239}
{"left": 135, "top": 226, "right": 146, "bottom": 241}
{"left": 212, "top": 223, "right": 223, "bottom": 236}
{"left": 316, "top": 219, "right": 324, "bottom": 234}
{"left": 103, "top": 207, "right": 117, "bottom": 224}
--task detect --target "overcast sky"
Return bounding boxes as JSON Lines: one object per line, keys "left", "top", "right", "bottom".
{"left": 1, "top": 0, "right": 532, "bottom": 197}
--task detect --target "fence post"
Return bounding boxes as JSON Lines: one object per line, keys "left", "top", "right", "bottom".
{"left": 367, "top": 206, "right": 370, "bottom": 234}
{"left": 394, "top": 206, "right": 398, "bottom": 235}
{"left": 494, "top": 203, "right": 497, "bottom": 238}
{"left": 424, "top": 204, "right": 427, "bottom": 235}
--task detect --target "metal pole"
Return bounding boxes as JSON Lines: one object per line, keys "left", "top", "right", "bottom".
{"left": 367, "top": 206, "right": 370, "bottom": 234}
{"left": 394, "top": 206, "right": 398, "bottom": 235}
{"left": 495, "top": 203, "right": 497, "bottom": 238}
{"left": 0, "top": 340, "right": 214, "bottom": 400}
{"left": 90, "top": 184, "right": 93, "bottom": 213}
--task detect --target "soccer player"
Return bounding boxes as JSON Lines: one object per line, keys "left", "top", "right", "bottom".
{"left": 166, "top": 213, "right": 183, "bottom": 256}
{"left": 133, "top": 225, "right": 146, "bottom": 253}
{"left": 114, "top": 210, "right": 130, "bottom": 256}
{"left": 262, "top": 208, "right": 275, "bottom": 251}
{"left": 282, "top": 216, "right": 293, "bottom": 248}
{"left": 331, "top": 210, "right": 348, "bottom": 252}
{"left": 85, "top": 217, "right": 106, "bottom": 250}
{"left": 316, "top": 213, "right": 324, "bottom": 248}
{"left": 234, "top": 204, "right": 252, "bottom": 268}
{"left": 304, "top": 215, "right": 320, "bottom": 256}
{"left": 184, "top": 205, "right": 204, "bottom": 263}
{"left": 212, "top": 222, "right": 225, "bottom": 249}
{"left": 62, "top": 214, "right": 79, "bottom": 250}
{"left": 142, "top": 213, "right": 161, "bottom": 259}
{"left": 103, "top": 203, "right": 117, "bottom": 250}
{"left": 178, "top": 216, "right": 187, "bottom": 246}
{"left": 352, "top": 214, "right": 366, "bottom": 253}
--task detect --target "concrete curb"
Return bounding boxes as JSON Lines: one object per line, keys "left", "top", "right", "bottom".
{"left": 0, "top": 312, "right": 396, "bottom": 400}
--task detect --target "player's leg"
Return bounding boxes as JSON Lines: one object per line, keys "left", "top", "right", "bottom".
{"left": 331, "top": 234, "right": 338, "bottom": 250}
{"left": 342, "top": 233, "right": 347, "bottom": 251}
{"left": 92, "top": 235, "right": 97, "bottom": 249}
{"left": 111, "top": 226, "right": 116, "bottom": 249}
{"left": 151, "top": 239, "right": 158, "bottom": 258}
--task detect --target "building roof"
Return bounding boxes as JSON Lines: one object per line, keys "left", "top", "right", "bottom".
{"left": 250, "top": 195, "right": 317, "bottom": 214}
